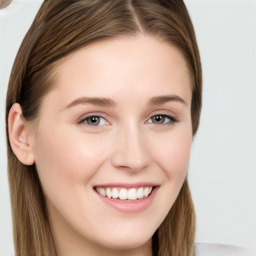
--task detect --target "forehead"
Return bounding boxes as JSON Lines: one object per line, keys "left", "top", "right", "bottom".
{"left": 47, "top": 34, "right": 191, "bottom": 106}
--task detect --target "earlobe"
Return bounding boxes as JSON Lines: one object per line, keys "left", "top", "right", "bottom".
{"left": 8, "top": 103, "right": 35, "bottom": 166}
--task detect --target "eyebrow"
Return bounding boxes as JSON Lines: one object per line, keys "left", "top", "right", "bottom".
{"left": 64, "top": 97, "right": 116, "bottom": 109}
{"left": 149, "top": 95, "right": 187, "bottom": 106}
{"left": 64, "top": 94, "right": 187, "bottom": 110}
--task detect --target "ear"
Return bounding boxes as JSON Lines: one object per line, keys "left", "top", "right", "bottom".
{"left": 8, "top": 103, "right": 35, "bottom": 165}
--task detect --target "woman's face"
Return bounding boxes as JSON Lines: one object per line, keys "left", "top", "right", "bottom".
{"left": 31, "top": 34, "right": 192, "bottom": 255}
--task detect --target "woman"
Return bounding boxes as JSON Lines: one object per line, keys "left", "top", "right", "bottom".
{"left": 6, "top": 0, "right": 201, "bottom": 255}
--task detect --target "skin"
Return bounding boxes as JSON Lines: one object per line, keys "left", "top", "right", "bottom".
{"left": 9, "top": 34, "right": 193, "bottom": 256}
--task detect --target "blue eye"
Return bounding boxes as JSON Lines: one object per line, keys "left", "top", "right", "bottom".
{"left": 148, "top": 114, "right": 177, "bottom": 125}
{"left": 80, "top": 116, "right": 107, "bottom": 126}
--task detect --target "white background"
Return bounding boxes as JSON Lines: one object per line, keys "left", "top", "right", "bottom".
{"left": 0, "top": 0, "right": 255, "bottom": 255}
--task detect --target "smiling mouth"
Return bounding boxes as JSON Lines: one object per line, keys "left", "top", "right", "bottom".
{"left": 95, "top": 186, "right": 154, "bottom": 201}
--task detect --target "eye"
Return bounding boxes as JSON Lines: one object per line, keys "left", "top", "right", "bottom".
{"left": 79, "top": 116, "right": 107, "bottom": 126}
{"left": 148, "top": 114, "right": 177, "bottom": 125}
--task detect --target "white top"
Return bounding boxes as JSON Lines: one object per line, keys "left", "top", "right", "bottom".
{"left": 196, "top": 243, "right": 256, "bottom": 256}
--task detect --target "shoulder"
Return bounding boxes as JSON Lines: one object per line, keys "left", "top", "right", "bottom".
{"left": 196, "top": 242, "right": 256, "bottom": 256}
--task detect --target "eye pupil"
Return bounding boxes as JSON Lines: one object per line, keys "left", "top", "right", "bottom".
{"left": 88, "top": 116, "right": 100, "bottom": 125}
{"left": 153, "top": 115, "right": 164, "bottom": 124}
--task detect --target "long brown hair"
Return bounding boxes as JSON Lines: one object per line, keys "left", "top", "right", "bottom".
{"left": 5, "top": 1, "right": 202, "bottom": 255}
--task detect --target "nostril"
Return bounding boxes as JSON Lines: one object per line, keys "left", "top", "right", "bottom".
{"left": 0, "top": 0, "right": 13, "bottom": 9}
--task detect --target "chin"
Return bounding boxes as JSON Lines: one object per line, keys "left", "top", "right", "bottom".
{"left": 94, "top": 229, "right": 153, "bottom": 251}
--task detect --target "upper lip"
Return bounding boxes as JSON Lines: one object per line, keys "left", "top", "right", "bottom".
{"left": 93, "top": 183, "right": 159, "bottom": 189}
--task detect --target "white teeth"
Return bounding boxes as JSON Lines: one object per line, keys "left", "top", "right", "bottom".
{"left": 119, "top": 188, "right": 128, "bottom": 200}
{"left": 96, "top": 188, "right": 106, "bottom": 197}
{"left": 106, "top": 188, "right": 112, "bottom": 198}
{"left": 96, "top": 186, "right": 153, "bottom": 201}
{"left": 112, "top": 188, "right": 119, "bottom": 199}
{"left": 144, "top": 187, "right": 152, "bottom": 197}
{"left": 127, "top": 188, "right": 137, "bottom": 200}
{"left": 137, "top": 187, "right": 144, "bottom": 199}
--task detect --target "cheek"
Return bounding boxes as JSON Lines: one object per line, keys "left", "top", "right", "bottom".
{"left": 144, "top": 126, "right": 192, "bottom": 225}
{"left": 33, "top": 125, "right": 109, "bottom": 197}
{"left": 151, "top": 128, "right": 192, "bottom": 180}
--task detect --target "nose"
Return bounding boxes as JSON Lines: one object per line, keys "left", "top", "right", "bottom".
{"left": 111, "top": 125, "right": 151, "bottom": 172}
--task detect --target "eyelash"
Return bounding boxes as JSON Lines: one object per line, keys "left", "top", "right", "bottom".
{"left": 78, "top": 115, "right": 108, "bottom": 126}
{"left": 147, "top": 114, "right": 178, "bottom": 125}
{"left": 78, "top": 114, "right": 178, "bottom": 127}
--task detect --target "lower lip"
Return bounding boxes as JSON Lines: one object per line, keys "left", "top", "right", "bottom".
{"left": 94, "top": 187, "right": 158, "bottom": 213}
